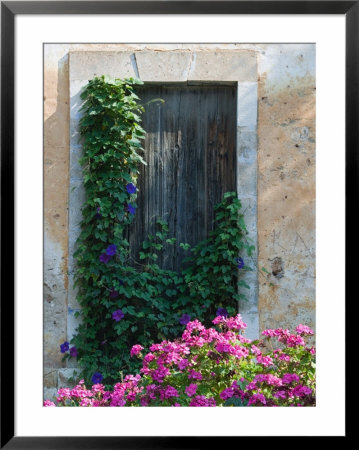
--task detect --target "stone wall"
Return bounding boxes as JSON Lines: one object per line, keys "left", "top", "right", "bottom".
{"left": 44, "top": 44, "right": 315, "bottom": 399}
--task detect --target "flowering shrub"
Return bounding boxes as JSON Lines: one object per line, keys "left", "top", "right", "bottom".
{"left": 46, "top": 315, "right": 315, "bottom": 407}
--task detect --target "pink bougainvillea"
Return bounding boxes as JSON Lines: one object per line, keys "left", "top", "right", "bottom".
{"left": 44, "top": 314, "right": 315, "bottom": 407}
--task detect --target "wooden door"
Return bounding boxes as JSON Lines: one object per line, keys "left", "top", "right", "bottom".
{"left": 129, "top": 84, "right": 237, "bottom": 272}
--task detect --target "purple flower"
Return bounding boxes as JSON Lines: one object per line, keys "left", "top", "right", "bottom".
{"left": 60, "top": 341, "right": 69, "bottom": 353}
{"left": 106, "top": 244, "right": 117, "bottom": 256}
{"left": 109, "top": 288, "right": 119, "bottom": 299}
{"left": 95, "top": 207, "right": 102, "bottom": 219}
{"left": 99, "top": 253, "right": 111, "bottom": 263}
{"left": 179, "top": 314, "right": 191, "bottom": 325}
{"left": 126, "top": 183, "right": 137, "bottom": 194}
{"left": 216, "top": 307, "right": 228, "bottom": 318}
{"left": 112, "top": 309, "right": 125, "bottom": 322}
{"left": 69, "top": 346, "right": 78, "bottom": 358}
{"left": 236, "top": 257, "right": 245, "bottom": 269}
{"left": 127, "top": 203, "right": 136, "bottom": 215}
{"left": 91, "top": 372, "right": 103, "bottom": 384}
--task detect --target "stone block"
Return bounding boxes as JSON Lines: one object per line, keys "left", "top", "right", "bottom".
{"left": 67, "top": 307, "right": 82, "bottom": 341}
{"left": 136, "top": 51, "right": 192, "bottom": 82}
{"left": 67, "top": 273, "right": 81, "bottom": 310}
{"left": 44, "top": 387, "right": 58, "bottom": 403}
{"left": 70, "top": 117, "right": 84, "bottom": 149}
{"left": 188, "top": 51, "right": 257, "bottom": 82}
{"left": 239, "top": 269, "right": 258, "bottom": 301}
{"left": 44, "top": 238, "right": 66, "bottom": 278}
{"left": 69, "top": 181, "right": 85, "bottom": 230}
{"left": 44, "top": 324, "right": 67, "bottom": 368}
{"left": 237, "top": 82, "right": 258, "bottom": 129}
{"left": 58, "top": 368, "right": 81, "bottom": 389}
{"left": 68, "top": 227, "right": 81, "bottom": 271}
{"left": 44, "top": 368, "right": 58, "bottom": 389}
{"left": 43, "top": 267, "right": 67, "bottom": 295}
{"left": 44, "top": 286, "right": 67, "bottom": 312}
{"left": 70, "top": 145, "right": 84, "bottom": 182}
{"left": 70, "top": 80, "right": 87, "bottom": 121}
{"left": 69, "top": 52, "right": 135, "bottom": 81}
{"left": 239, "top": 311, "right": 259, "bottom": 340}
{"left": 239, "top": 196, "right": 257, "bottom": 235}
{"left": 238, "top": 293, "right": 258, "bottom": 314}
{"left": 237, "top": 129, "right": 257, "bottom": 164}
{"left": 237, "top": 163, "right": 257, "bottom": 197}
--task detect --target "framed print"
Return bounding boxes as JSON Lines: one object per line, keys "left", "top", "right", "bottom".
{"left": 1, "top": 1, "right": 353, "bottom": 446}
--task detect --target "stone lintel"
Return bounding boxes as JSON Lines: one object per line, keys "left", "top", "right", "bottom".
{"left": 188, "top": 51, "right": 257, "bottom": 82}
{"left": 135, "top": 51, "right": 192, "bottom": 82}
{"left": 69, "top": 51, "right": 135, "bottom": 81}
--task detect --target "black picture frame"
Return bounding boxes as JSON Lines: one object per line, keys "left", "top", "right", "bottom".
{"left": 1, "top": 1, "right": 353, "bottom": 447}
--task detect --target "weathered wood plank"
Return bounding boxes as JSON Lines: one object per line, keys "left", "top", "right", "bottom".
{"left": 129, "top": 85, "right": 237, "bottom": 272}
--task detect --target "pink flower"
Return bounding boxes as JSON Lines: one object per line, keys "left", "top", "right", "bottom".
{"left": 256, "top": 354, "right": 274, "bottom": 367}
{"left": 92, "top": 383, "right": 105, "bottom": 394}
{"left": 186, "top": 320, "right": 205, "bottom": 333}
{"left": 290, "top": 385, "right": 312, "bottom": 398}
{"left": 282, "top": 373, "right": 300, "bottom": 384}
{"left": 178, "top": 358, "right": 189, "bottom": 370}
{"left": 296, "top": 324, "right": 314, "bottom": 335}
{"left": 149, "top": 343, "right": 163, "bottom": 352}
{"left": 140, "top": 397, "right": 149, "bottom": 406}
{"left": 70, "top": 388, "right": 93, "bottom": 398}
{"left": 43, "top": 400, "right": 56, "bottom": 407}
{"left": 185, "top": 384, "right": 198, "bottom": 397}
{"left": 233, "top": 345, "right": 249, "bottom": 359}
{"left": 248, "top": 393, "right": 267, "bottom": 406}
{"left": 199, "top": 328, "right": 220, "bottom": 343}
{"left": 262, "top": 329, "right": 276, "bottom": 337}
{"left": 80, "top": 398, "right": 94, "bottom": 407}
{"left": 188, "top": 370, "right": 203, "bottom": 380}
{"left": 245, "top": 381, "right": 257, "bottom": 391}
{"left": 273, "top": 390, "right": 287, "bottom": 399}
{"left": 159, "top": 385, "right": 179, "bottom": 400}
{"left": 237, "top": 334, "right": 251, "bottom": 344}
{"left": 56, "top": 388, "right": 71, "bottom": 403}
{"left": 130, "top": 344, "right": 144, "bottom": 357}
{"left": 220, "top": 387, "right": 235, "bottom": 400}
{"left": 278, "top": 353, "right": 291, "bottom": 362}
{"left": 226, "top": 314, "right": 247, "bottom": 331}
{"left": 146, "top": 384, "right": 157, "bottom": 400}
{"left": 251, "top": 345, "right": 262, "bottom": 356}
{"left": 110, "top": 396, "right": 126, "bottom": 407}
{"left": 103, "top": 391, "right": 111, "bottom": 401}
{"left": 151, "top": 366, "right": 170, "bottom": 383}
{"left": 189, "top": 395, "right": 216, "bottom": 407}
{"left": 212, "top": 316, "right": 226, "bottom": 325}
{"left": 143, "top": 353, "right": 156, "bottom": 364}
{"left": 215, "top": 342, "right": 232, "bottom": 353}
{"left": 126, "top": 392, "right": 137, "bottom": 402}
{"left": 254, "top": 374, "right": 282, "bottom": 387}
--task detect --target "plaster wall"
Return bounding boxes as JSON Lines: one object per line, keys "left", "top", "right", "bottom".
{"left": 44, "top": 43, "right": 315, "bottom": 399}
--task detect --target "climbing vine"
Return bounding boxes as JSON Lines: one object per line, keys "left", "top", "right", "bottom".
{"left": 65, "top": 76, "right": 255, "bottom": 386}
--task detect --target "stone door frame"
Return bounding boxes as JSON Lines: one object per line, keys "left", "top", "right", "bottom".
{"left": 68, "top": 49, "right": 259, "bottom": 339}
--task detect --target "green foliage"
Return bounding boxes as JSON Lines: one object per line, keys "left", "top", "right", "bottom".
{"left": 177, "top": 192, "right": 254, "bottom": 319}
{"left": 69, "top": 76, "right": 254, "bottom": 387}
